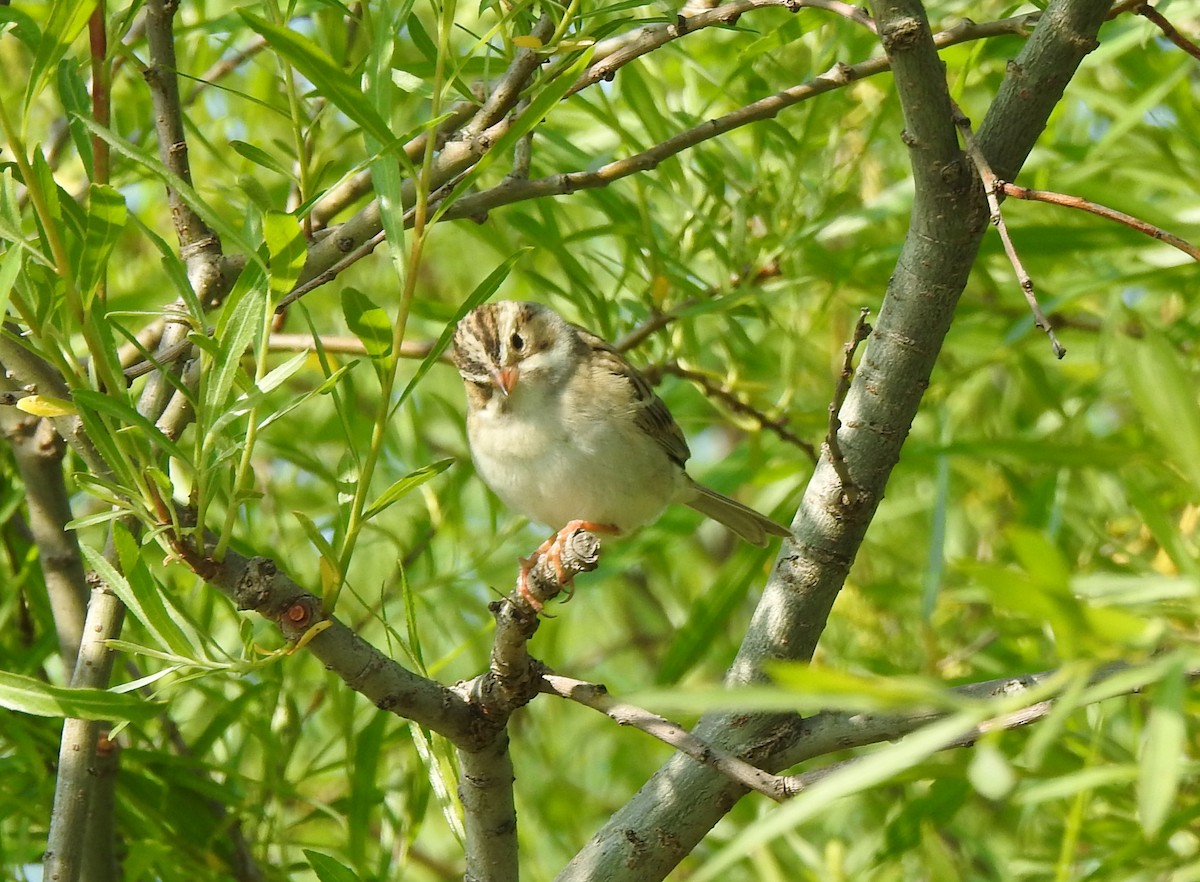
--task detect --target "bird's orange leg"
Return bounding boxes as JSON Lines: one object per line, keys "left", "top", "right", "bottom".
{"left": 517, "top": 520, "right": 618, "bottom": 610}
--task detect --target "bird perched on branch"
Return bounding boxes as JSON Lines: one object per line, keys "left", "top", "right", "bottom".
{"left": 451, "top": 300, "right": 789, "bottom": 607}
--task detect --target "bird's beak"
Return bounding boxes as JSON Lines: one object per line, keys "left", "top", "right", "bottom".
{"left": 493, "top": 365, "right": 519, "bottom": 396}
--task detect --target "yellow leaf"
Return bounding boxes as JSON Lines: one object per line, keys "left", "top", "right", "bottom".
{"left": 512, "top": 35, "right": 543, "bottom": 49}
{"left": 15, "top": 394, "right": 76, "bottom": 417}
{"left": 650, "top": 274, "right": 670, "bottom": 304}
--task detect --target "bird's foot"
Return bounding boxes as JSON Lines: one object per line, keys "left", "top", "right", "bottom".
{"left": 516, "top": 520, "right": 618, "bottom": 612}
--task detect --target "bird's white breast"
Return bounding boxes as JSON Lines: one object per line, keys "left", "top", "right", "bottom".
{"left": 467, "top": 382, "right": 682, "bottom": 533}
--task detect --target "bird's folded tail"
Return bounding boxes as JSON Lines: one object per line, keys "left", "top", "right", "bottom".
{"left": 682, "top": 480, "right": 791, "bottom": 547}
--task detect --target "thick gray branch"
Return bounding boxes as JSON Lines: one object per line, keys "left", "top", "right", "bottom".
{"left": 44, "top": 583, "right": 126, "bottom": 882}
{"left": 0, "top": 389, "right": 87, "bottom": 672}
{"left": 191, "top": 546, "right": 488, "bottom": 747}
{"left": 556, "top": 0, "right": 1109, "bottom": 878}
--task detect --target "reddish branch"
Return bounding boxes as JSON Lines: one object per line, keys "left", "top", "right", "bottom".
{"left": 1135, "top": 3, "right": 1200, "bottom": 60}
{"left": 999, "top": 183, "right": 1200, "bottom": 263}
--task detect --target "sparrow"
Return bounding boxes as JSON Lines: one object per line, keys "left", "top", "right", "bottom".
{"left": 451, "top": 300, "right": 789, "bottom": 606}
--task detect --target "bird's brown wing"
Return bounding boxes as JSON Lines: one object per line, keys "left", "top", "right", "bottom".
{"left": 575, "top": 325, "right": 692, "bottom": 468}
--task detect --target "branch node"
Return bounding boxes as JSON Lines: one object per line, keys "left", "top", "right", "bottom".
{"left": 825, "top": 307, "right": 871, "bottom": 504}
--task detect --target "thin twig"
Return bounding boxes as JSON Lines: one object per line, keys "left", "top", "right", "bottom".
{"left": 575, "top": 0, "right": 878, "bottom": 98}
{"left": 471, "top": 527, "right": 603, "bottom": 715}
{"left": 953, "top": 106, "right": 1067, "bottom": 359}
{"left": 999, "top": 182, "right": 1200, "bottom": 262}
{"left": 1136, "top": 3, "right": 1200, "bottom": 60}
{"left": 613, "top": 261, "right": 782, "bottom": 352}
{"left": 445, "top": 14, "right": 1038, "bottom": 224}
{"left": 541, "top": 675, "right": 790, "bottom": 802}
{"left": 825, "top": 307, "right": 871, "bottom": 503}
{"left": 647, "top": 362, "right": 817, "bottom": 461}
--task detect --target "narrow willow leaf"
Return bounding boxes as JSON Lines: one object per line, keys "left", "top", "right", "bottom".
{"left": 25, "top": 0, "right": 96, "bottom": 111}
{"left": 1117, "top": 333, "right": 1200, "bottom": 491}
{"left": 83, "top": 541, "right": 190, "bottom": 658}
{"left": 362, "top": 458, "right": 453, "bottom": 522}
{"left": 73, "top": 389, "right": 189, "bottom": 464}
{"left": 294, "top": 511, "right": 342, "bottom": 585}
{"left": 342, "top": 287, "right": 392, "bottom": 360}
{"left": 1138, "top": 658, "right": 1186, "bottom": 837}
{"left": 55, "top": 59, "right": 94, "bottom": 177}
{"left": 258, "top": 362, "right": 356, "bottom": 432}
{"left": 239, "top": 11, "right": 394, "bottom": 146}
{"left": 76, "top": 184, "right": 128, "bottom": 303}
{"left": 229, "top": 140, "right": 297, "bottom": 181}
{"left": 15, "top": 394, "right": 76, "bottom": 417}
{"left": 0, "top": 670, "right": 162, "bottom": 722}
{"left": 205, "top": 263, "right": 266, "bottom": 416}
{"left": 304, "top": 850, "right": 361, "bottom": 882}
{"left": 256, "top": 350, "right": 309, "bottom": 397}
{"left": 0, "top": 243, "right": 22, "bottom": 318}
{"left": 264, "top": 212, "right": 306, "bottom": 300}
{"left": 690, "top": 710, "right": 994, "bottom": 882}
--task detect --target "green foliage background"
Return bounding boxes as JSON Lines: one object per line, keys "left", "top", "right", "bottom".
{"left": 0, "top": 0, "right": 1197, "bottom": 879}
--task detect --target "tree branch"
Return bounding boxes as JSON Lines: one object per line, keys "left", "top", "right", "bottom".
{"left": 43, "top": 581, "right": 126, "bottom": 882}
{"left": 444, "top": 14, "right": 1037, "bottom": 223}
{"left": 999, "top": 182, "right": 1200, "bottom": 262}
{"left": 556, "top": 0, "right": 1110, "bottom": 877}
{"left": 572, "top": 0, "right": 877, "bottom": 99}
{"left": 954, "top": 107, "right": 1067, "bottom": 358}
{"left": 0, "top": 388, "right": 88, "bottom": 673}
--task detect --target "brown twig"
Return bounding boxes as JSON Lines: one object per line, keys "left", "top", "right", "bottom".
{"left": 999, "top": 182, "right": 1200, "bottom": 263}
{"left": 449, "top": 528, "right": 602, "bottom": 719}
{"left": 541, "top": 674, "right": 789, "bottom": 802}
{"left": 647, "top": 362, "right": 818, "bottom": 461}
{"left": 953, "top": 106, "right": 1066, "bottom": 359}
{"left": 614, "top": 261, "right": 783, "bottom": 353}
{"left": 143, "top": 0, "right": 226, "bottom": 303}
{"left": 574, "top": 0, "right": 878, "bottom": 98}
{"left": 825, "top": 307, "right": 871, "bottom": 503}
{"left": 1135, "top": 3, "right": 1200, "bottom": 60}
{"left": 444, "top": 14, "right": 1038, "bottom": 224}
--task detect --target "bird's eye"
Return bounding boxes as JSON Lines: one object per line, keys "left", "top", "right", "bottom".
{"left": 510, "top": 332, "right": 525, "bottom": 351}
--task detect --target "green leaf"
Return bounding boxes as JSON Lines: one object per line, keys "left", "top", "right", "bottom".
{"left": 95, "top": 528, "right": 206, "bottom": 659}
{"left": 392, "top": 249, "right": 530, "bottom": 414}
{"left": 75, "top": 184, "right": 127, "bottom": 305}
{"left": 342, "top": 287, "right": 392, "bottom": 360}
{"left": 239, "top": 12, "right": 395, "bottom": 146}
{"left": 72, "top": 388, "right": 189, "bottom": 464}
{"left": 968, "top": 742, "right": 1016, "bottom": 800}
{"left": 25, "top": 0, "right": 96, "bottom": 112}
{"left": 74, "top": 116, "right": 263, "bottom": 268}
{"left": 1117, "top": 332, "right": 1200, "bottom": 491}
{"left": 294, "top": 510, "right": 342, "bottom": 583}
{"left": 265, "top": 212, "right": 307, "bottom": 300}
{"left": 0, "top": 244, "right": 23, "bottom": 320}
{"left": 55, "top": 59, "right": 94, "bottom": 177}
{"left": 258, "top": 361, "right": 356, "bottom": 432}
{"left": 1138, "top": 657, "right": 1186, "bottom": 837}
{"left": 229, "top": 140, "right": 298, "bottom": 181}
{"left": 690, "top": 709, "right": 994, "bottom": 882}
{"left": 362, "top": 458, "right": 453, "bottom": 522}
{"left": 304, "top": 850, "right": 361, "bottom": 882}
{"left": 205, "top": 262, "right": 267, "bottom": 416}
{"left": 0, "top": 670, "right": 163, "bottom": 722}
